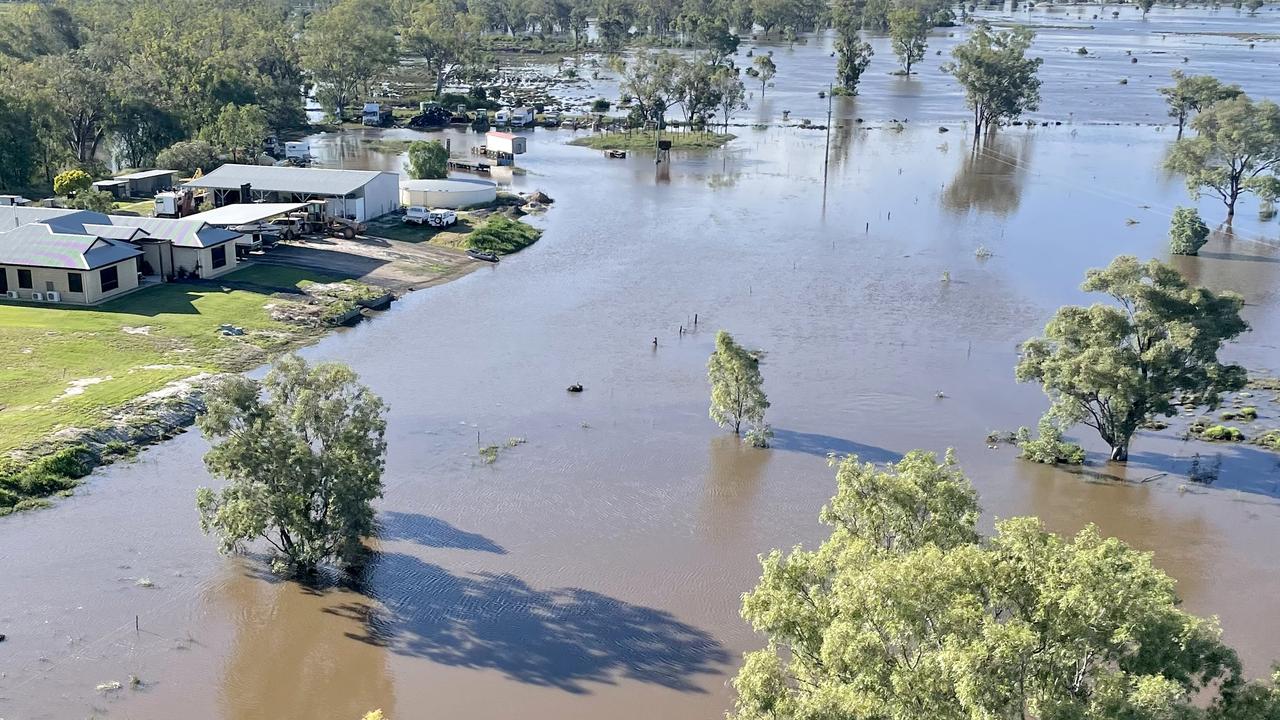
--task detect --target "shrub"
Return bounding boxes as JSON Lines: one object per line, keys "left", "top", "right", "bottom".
{"left": 467, "top": 216, "right": 542, "bottom": 254}
{"left": 54, "top": 168, "right": 93, "bottom": 196}
{"left": 1255, "top": 429, "right": 1280, "bottom": 450}
{"left": 1169, "top": 206, "right": 1210, "bottom": 255}
{"left": 1201, "top": 425, "right": 1244, "bottom": 441}
{"left": 1017, "top": 415, "right": 1086, "bottom": 465}
{"left": 745, "top": 424, "right": 773, "bottom": 448}
{"left": 591, "top": 98, "right": 611, "bottom": 112}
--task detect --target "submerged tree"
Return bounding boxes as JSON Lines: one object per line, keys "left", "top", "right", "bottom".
{"left": 711, "top": 67, "right": 748, "bottom": 132}
{"left": 611, "top": 51, "right": 682, "bottom": 128}
{"left": 1016, "top": 256, "right": 1248, "bottom": 462}
{"left": 731, "top": 450, "right": 1249, "bottom": 720}
{"left": 750, "top": 54, "right": 777, "bottom": 97}
{"left": 835, "top": 36, "right": 873, "bottom": 93}
{"left": 406, "top": 140, "right": 449, "bottom": 179}
{"left": 1165, "top": 95, "right": 1280, "bottom": 224}
{"left": 1169, "top": 206, "right": 1211, "bottom": 256}
{"left": 1157, "top": 71, "right": 1243, "bottom": 138}
{"left": 708, "top": 330, "right": 769, "bottom": 435}
{"left": 948, "top": 22, "right": 1042, "bottom": 141}
{"left": 888, "top": 7, "right": 928, "bottom": 74}
{"left": 196, "top": 355, "right": 388, "bottom": 573}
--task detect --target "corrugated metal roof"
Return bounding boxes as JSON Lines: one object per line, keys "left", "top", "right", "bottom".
{"left": 116, "top": 169, "right": 176, "bottom": 181}
{"left": 183, "top": 202, "right": 309, "bottom": 226}
{"left": 183, "top": 164, "right": 388, "bottom": 196}
{"left": 0, "top": 223, "right": 141, "bottom": 270}
{"left": 108, "top": 216, "right": 239, "bottom": 249}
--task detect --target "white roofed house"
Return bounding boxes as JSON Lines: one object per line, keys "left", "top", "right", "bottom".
{"left": 183, "top": 164, "right": 400, "bottom": 222}
{"left": 0, "top": 207, "right": 243, "bottom": 305}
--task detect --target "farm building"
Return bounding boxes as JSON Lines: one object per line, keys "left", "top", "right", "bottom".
{"left": 485, "top": 131, "right": 527, "bottom": 155}
{"left": 400, "top": 178, "right": 498, "bottom": 209}
{"left": 92, "top": 170, "right": 177, "bottom": 199}
{"left": 0, "top": 207, "right": 241, "bottom": 304}
{"left": 183, "top": 164, "right": 400, "bottom": 222}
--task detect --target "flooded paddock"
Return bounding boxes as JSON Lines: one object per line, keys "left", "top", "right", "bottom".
{"left": 4, "top": 9, "right": 1280, "bottom": 720}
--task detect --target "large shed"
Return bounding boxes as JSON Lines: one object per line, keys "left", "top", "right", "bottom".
{"left": 183, "top": 165, "right": 400, "bottom": 222}
{"left": 400, "top": 178, "right": 498, "bottom": 209}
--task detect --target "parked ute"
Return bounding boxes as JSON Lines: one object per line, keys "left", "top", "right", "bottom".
{"left": 428, "top": 209, "right": 457, "bottom": 227}
{"left": 403, "top": 206, "right": 431, "bottom": 225}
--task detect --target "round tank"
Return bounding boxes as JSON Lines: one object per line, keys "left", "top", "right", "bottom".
{"left": 399, "top": 178, "right": 498, "bottom": 209}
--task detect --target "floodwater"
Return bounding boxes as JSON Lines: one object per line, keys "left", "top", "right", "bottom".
{"left": 6, "top": 10, "right": 1280, "bottom": 720}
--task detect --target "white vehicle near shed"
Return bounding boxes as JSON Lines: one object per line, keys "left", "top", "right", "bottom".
{"left": 427, "top": 209, "right": 457, "bottom": 227}
{"left": 403, "top": 206, "right": 431, "bottom": 225}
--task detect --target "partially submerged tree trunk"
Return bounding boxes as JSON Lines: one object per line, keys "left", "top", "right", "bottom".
{"left": 1110, "top": 444, "right": 1129, "bottom": 462}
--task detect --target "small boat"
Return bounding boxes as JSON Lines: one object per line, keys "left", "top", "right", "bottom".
{"left": 467, "top": 249, "right": 500, "bottom": 262}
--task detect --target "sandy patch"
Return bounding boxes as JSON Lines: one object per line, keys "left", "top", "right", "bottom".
{"left": 55, "top": 377, "right": 110, "bottom": 402}
{"left": 122, "top": 326, "right": 151, "bottom": 335}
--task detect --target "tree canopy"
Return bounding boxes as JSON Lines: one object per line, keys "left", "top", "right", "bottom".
{"left": 732, "top": 449, "right": 1256, "bottom": 720}
{"left": 302, "top": 0, "right": 399, "bottom": 119}
{"left": 1016, "top": 256, "right": 1248, "bottom": 462}
{"left": 1158, "top": 71, "right": 1244, "bottom": 138}
{"left": 948, "top": 22, "right": 1043, "bottom": 140}
{"left": 888, "top": 7, "right": 929, "bottom": 74}
{"left": 406, "top": 140, "right": 449, "bottom": 179}
{"left": 708, "top": 330, "right": 769, "bottom": 436}
{"left": 1165, "top": 95, "right": 1280, "bottom": 223}
{"left": 196, "top": 355, "right": 388, "bottom": 572}
{"left": 1169, "top": 206, "right": 1211, "bottom": 256}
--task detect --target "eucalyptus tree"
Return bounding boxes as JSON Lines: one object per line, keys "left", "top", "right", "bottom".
{"left": 1165, "top": 95, "right": 1280, "bottom": 223}
{"left": 1158, "top": 71, "right": 1243, "bottom": 138}
{"left": 732, "top": 449, "right": 1250, "bottom": 720}
{"left": 888, "top": 6, "right": 928, "bottom": 74}
{"left": 1169, "top": 206, "right": 1211, "bottom": 256}
{"left": 707, "top": 330, "right": 769, "bottom": 435}
{"left": 402, "top": 0, "right": 485, "bottom": 98}
{"left": 1016, "top": 256, "right": 1248, "bottom": 462}
{"left": 196, "top": 355, "right": 388, "bottom": 573}
{"left": 948, "top": 22, "right": 1042, "bottom": 142}
{"left": 302, "top": 0, "right": 398, "bottom": 119}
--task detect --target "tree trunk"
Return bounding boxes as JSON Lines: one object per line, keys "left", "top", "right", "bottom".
{"left": 1226, "top": 193, "right": 1237, "bottom": 224}
{"left": 1110, "top": 444, "right": 1128, "bottom": 462}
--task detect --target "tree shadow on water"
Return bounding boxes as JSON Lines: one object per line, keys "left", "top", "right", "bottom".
{"left": 377, "top": 512, "right": 507, "bottom": 554}
{"left": 769, "top": 428, "right": 901, "bottom": 465}
{"left": 330, "top": 552, "right": 730, "bottom": 694}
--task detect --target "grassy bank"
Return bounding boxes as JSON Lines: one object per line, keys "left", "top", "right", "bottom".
{"left": 0, "top": 264, "right": 379, "bottom": 513}
{"left": 570, "top": 130, "right": 735, "bottom": 151}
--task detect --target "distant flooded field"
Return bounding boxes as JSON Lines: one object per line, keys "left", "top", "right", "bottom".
{"left": 4, "top": 8, "right": 1280, "bottom": 720}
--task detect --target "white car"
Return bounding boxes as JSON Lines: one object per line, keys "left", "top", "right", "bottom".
{"left": 428, "top": 209, "right": 457, "bottom": 227}
{"left": 403, "top": 206, "right": 431, "bottom": 225}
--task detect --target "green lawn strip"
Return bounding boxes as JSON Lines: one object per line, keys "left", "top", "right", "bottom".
{"left": 366, "top": 215, "right": 478, "bottom": 244}
{"left": 569, "top": 130, "right": 735, "bottom": 151}
{"left": 0, "top": 264, "right": 342, "bottom": 454}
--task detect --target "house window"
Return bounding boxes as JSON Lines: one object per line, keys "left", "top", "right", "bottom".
{"left": 211, "top": 245, "right": 227, "bottom": 269}
{"left": 0, "top": 269, "right": 7, "bottom": 293}
{"left": 68, "top": 273, "right": 83, "bottom": 293}
{"left": 100, "top": 265, "right": 119, "bottom": 292}
{"left": 17, "top": 269, "right": 32, "bottom": 289}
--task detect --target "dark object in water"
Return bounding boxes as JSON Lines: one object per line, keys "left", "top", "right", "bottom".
{"left": 406, "top": 105, "right": 453, "bottom": 128}
{"left": 567, "top": 383, "right": 584, "bottom": 392}
{"left": 467, "top": 249, "right": 499, "bottom": 262}
{"left": 605, "top": 149, "right": 627, "bottom": 159}
{"left": 0, "top": 633, "right": 6, "bottom": 642}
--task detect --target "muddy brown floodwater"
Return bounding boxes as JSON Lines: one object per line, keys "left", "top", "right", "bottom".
{"left": 5, "top": 10, "right": 1280, "bottom": 720}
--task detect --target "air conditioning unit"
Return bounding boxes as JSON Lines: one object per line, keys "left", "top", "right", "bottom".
{"left": 46, "top": 291, "right": 61, "bottom": 302}
{"left": 31, "top": 292, "right": 44, "bottom": 301}
{"left": 4, "top": 291, "right": 16, "bottom": 299}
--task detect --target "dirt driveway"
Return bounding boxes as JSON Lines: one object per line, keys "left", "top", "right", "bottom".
{"left": 251, "top": 234, "right": 481, "bottom": 293}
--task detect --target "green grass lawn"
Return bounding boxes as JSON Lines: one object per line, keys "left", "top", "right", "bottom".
{"left": 112, "top": 198, "right": 155, "bottom": 215}
{"left": 0, "top": 264, "right": 338, "bottom": 453}
{"left": 365, "top": 215, "right": 477, "bottom": 245}
{"left": 570, "top": 130, "right": 735, "bottom": 151}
